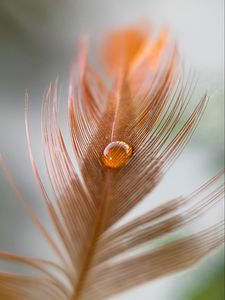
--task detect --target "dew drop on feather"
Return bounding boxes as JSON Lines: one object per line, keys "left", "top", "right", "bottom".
{"left": 102, "top": 141, "right": 133, "bottom": 169}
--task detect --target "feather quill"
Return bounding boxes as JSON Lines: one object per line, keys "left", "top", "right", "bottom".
{"left": 0, "top": 23, "right": 224, "bottom": 300}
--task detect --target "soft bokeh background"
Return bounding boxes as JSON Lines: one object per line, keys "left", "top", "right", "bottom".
{"left": 0, "top": 0, "right": 224, "bottom": 299}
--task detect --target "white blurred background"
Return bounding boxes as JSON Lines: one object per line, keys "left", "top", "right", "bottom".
{"left": 0, "top": 0, "right": 224, "bottom": 299}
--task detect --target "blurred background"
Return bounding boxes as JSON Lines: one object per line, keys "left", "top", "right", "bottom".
{"left": 0, "top": 0, "right": 224, "bottom": 299}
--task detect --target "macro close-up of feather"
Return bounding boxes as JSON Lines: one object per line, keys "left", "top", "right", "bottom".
{"left": 0, "top": 1, "right": 224, "bottom": 300}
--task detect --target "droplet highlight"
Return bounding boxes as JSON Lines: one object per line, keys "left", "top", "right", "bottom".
{"left": 102, "top": 141, "right": 133, "bottom": 169}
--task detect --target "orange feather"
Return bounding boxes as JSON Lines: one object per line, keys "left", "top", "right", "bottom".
{"left": 0, "top": 23, "right": 224, "bottom": 300}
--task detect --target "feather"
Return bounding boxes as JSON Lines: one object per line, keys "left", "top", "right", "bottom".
{"left": 0, "top": 23, "right": 224, "bottom": 300}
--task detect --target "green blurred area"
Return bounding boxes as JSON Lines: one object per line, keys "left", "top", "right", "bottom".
{"left": 182, "top": 259, "right": 224, "bottom": 300}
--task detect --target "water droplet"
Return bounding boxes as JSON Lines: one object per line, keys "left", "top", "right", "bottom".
{"left": 102, "top": 141, "right": 133, "bottom": 169}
